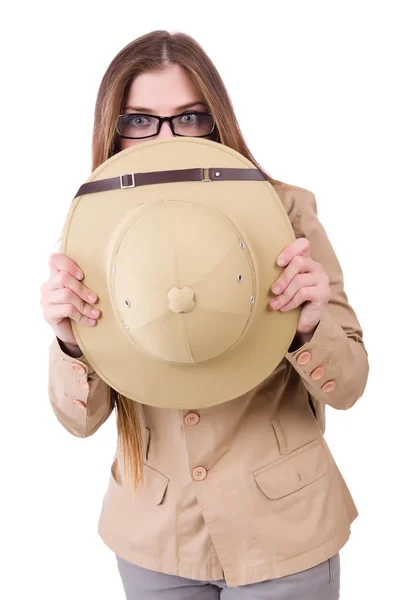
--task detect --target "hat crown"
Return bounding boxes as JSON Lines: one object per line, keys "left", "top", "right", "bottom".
{"left": 109, "top": 199, "right": 256, "bottom": 365}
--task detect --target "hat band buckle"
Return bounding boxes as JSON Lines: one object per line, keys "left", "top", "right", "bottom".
{"left": 120, "top": 173, "right": 135, "bottom": 188}
{"left": 201, "top": 167, "right": 212, "bottom": 182}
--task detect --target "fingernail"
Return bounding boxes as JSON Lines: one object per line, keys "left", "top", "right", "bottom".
{"left": 88, "top": 294, "right": 96, "bottom": 303}
{"left": 88, "top": 318, "right": 96, "bottom": 325}
{"left": 91, "top": 308, "right": 100, "bottom": 317}
{"left": 271, "top": 299, "right": 279, "bottom": 308}
{"left": 277, "top": 256, "right": 285, "bottom": 266}
{"left": 78, "top": 380, "right": 90, "bottom": 390}
{"left": 76, "top": 271, "right": 84, "bottom": 280}
{"left": 272, "top": 284, "right": 281, "bottom": 294}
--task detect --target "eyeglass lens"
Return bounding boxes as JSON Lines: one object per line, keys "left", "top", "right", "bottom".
{"left": 117, "top": 112, "right": 215, "bottom": 139}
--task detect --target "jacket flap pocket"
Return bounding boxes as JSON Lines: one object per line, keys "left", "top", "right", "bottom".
{"left": 111, "top": 453, "right": 169, "bottom": 505}
{"left": 253, "top": 438, "right": 328, "bottom": 499}
{"left": 143, "top": 464, "right": 169, "bottom": 505}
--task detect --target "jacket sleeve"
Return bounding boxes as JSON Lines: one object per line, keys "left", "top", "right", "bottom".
{"left": 48, "top": 336, "right": 115, "bottom": 437}
{"left": 284, "top": 189, "right": 369, "bottom": 411}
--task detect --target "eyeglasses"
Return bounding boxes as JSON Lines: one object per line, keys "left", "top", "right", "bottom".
{"left": 116, "top": 111, "right": 216, "bottom": 140}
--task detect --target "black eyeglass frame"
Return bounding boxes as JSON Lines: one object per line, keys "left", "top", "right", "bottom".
{"left": 116, "top": 111, "right": 217, "bottom": 140}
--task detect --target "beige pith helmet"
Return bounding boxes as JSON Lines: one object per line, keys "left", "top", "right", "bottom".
{"left": 60, "top": 137, "right": 300, "bottom": 409}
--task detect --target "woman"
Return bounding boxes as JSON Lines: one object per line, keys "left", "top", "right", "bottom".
{"left": 41, "top": 30, "right": 369, "bottom": 599}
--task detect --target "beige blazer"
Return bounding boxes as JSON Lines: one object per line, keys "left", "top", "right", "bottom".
{"left": 48, "top": 182, "right": 369, "bottom": 588}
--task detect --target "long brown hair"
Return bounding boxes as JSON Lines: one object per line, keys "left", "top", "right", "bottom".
{"left": 92, "top": 30, "right": 286, "bottom": 492}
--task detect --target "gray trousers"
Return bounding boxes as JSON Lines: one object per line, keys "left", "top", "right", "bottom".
{"left": 116, "top": 552, "right": 340, "bottom": 599}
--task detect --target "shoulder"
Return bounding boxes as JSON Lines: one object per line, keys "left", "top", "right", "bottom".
{"left": 272, "top": 180, "right": 317, "bottom": 206}
{"left": 271, "top": 181, "right": 319, "bottom": 230}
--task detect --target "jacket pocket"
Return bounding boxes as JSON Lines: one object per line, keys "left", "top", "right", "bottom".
{"left": 141, "top": 464, "right": 169, "bottom": 505}
{"left": 110, "top": 428, "right": 169, "bottom": 506}
{"left": 111, "top": 460, "right": 169, "bottom": 505}
{"left": 253, "top": 438, "right": 328, "bottom": 499}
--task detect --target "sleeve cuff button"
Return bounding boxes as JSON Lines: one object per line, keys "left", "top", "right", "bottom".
{"left": 72, "top": 399, "right": 87, "bottom": 408}
{"left": 311, "top": 366, "right": 325, "bottom": 380}
{"left": 321, "top": 380, "right": 336, "bottom": 393}
{"left": 297, "top": 351, "right": 312, "bottom": 365}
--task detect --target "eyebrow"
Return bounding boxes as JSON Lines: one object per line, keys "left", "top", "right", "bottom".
{"left": 124, "top": 101, "right": 208, "bottom": 114}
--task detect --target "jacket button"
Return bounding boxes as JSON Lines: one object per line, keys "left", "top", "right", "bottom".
{"left": 184, "top": 412, "right": 200, "bottom": 426}
{"left": 72, "top": 362, "right": 87, "bottom": 374}
{"left": 192, "top": 467, "right": 207, "bottom": 481}
{"left": 297, "top": 351, "right": 312, "bottom": 365}
{"left": 310, "top": 366, "right": 325, "bottom": 380}
{"left": 321, "top": 380, "right": 336, "bottom": 393}
{"left": 72, "top": 399, "right": 86, "bottom": 408}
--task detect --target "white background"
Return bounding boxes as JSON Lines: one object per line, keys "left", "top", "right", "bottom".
{"left": 1, "top": 1, "right": 396, "bottom": 598}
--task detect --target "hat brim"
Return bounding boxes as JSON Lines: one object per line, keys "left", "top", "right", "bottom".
{"left": 61, "top": 138, "right": 299, "bottom": 409}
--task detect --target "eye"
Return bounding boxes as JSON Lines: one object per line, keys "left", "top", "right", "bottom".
{"left": 126, "top": 115, "right": 152, "bottom": 127}
{"left": 178, "top": 112, "right": 198, "bottom": 124}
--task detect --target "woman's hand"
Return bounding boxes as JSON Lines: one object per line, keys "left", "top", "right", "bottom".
{"left": 269, "top": 237, "right": 330, "bottom": 340}
{"left": 40, "top": 253, "right": 101, "bottom": 346}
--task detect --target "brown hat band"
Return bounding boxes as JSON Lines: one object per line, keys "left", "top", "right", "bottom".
{"left": 74, "top": 167, "right": 268, "bottom": 199}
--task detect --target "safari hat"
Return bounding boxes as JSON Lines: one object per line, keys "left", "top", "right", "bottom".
{"left": 60, "top": 137, "right": 299, "bottom": 409}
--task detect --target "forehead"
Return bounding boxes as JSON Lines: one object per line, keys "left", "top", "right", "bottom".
{"left": 123, "top": 64, "right": 205, "bottom": 114}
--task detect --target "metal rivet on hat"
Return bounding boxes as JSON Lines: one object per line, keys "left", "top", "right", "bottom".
{"left": 250, "top": 296, "right": 255, "bottom": 304}
{"left": 124, "top": 299, "right": 131, "bottom": 307}
{"left": 122, "top": 320, "right": 129, "bottom": 330}
{"left": 215, "top": 171, "right": 221, "bottom": 177}
{"left": 237, "top": 274, "right": 243, "bottom": 282}
{"left": 240, "top": 241, "right": 245, "bottom": 249}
